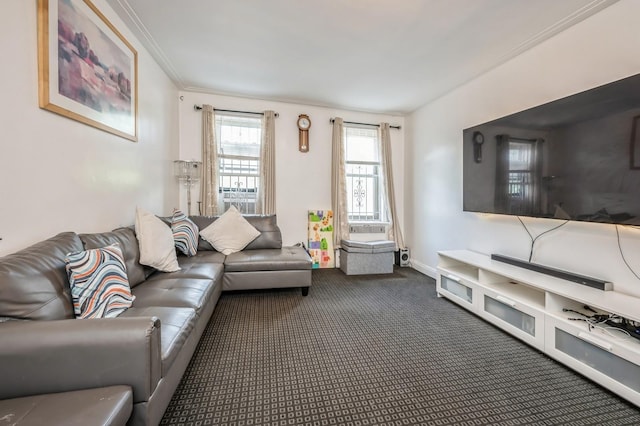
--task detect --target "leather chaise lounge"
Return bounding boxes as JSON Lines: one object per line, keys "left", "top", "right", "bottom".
{"left": 0, "top": 214, "right": 311, "bottom": 425}
{"left": 189, "top": 215, "right": 312, "bottom": 296}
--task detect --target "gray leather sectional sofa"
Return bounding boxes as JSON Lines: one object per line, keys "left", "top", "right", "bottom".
{"left": 0, "top": 214, "right": 311, "bottom": 425}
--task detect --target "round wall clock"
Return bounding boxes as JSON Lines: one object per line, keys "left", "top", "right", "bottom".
{"left": 473, "top": 131, "right": 484, "bottom": 163}
{"left": 298, "top": 114, "right": 311, "bottom": 152}
{"left": 473, "top": 131, "right": 484, "bottom": 145}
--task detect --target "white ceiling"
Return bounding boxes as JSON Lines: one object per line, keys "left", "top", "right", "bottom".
{"left": 106, "top": 0, "right": 617, "bottom": 115}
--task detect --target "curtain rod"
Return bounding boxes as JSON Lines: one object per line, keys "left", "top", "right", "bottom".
{"left": 330, "top": 118, "right": 401, "bottom": 130}
{"left": 193, "top": 105, "right": 279, "bottom": 117}
{"left": 507, "top": 136, "right": 541, "bottom": 143}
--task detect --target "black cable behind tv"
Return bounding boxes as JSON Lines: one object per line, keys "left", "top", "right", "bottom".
{"left": 491, "top": 254, "right": 612, "bottom": 291}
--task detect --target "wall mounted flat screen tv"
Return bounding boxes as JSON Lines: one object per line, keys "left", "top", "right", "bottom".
{"left": 463, "top": 73, "right": 640, "bottom": 225}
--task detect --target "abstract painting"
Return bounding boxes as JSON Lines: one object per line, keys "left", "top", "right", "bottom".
{"left": 38, "top": 0, "right": 137, "bottom": 141}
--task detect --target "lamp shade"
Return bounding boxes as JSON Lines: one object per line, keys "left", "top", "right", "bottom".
{"left": 173, "top": 160, "right": 201, "bottom": 181}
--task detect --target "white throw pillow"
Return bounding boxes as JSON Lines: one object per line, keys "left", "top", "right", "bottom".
{"left": 199, "top": 205, "right": 260, "bottom": 255}
{"left": 135, "top": 207, "right": 181, "bottom": 272}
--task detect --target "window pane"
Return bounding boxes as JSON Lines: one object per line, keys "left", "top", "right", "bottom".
{"left": 346, "top": 164, "right": 381, "bottom": 221}
{"left": 343, "top": 125, "right": 384, "bottom": 221}
{"left": 215, "top": 113, "right": 261, "bottom": 214}
{"left": 344, "top": 127, "right": 379, "bottom": 162}
{"left": 506, "top": 139, "right": 538, "bottom": 215}
{"left": 216, "top": 115, "right": 261, "bottom": 157}
{"left": 509, "top": 141, "right": 533, "bottom": 171}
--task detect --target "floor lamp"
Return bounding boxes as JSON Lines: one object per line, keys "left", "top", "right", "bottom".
{"left": 173, "top": 160, "right": 202, "bottom": 215}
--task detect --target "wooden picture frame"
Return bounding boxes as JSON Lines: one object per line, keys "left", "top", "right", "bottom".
{"left": 631, "top": 115, "right": 640, "bottom": 170}
{"left": 38, "top": 0, "right": 138, "bottom": 141}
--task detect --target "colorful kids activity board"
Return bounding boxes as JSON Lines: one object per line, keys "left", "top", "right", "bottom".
{"left": 308, "top": 210, "right": 335, "bottom": 268}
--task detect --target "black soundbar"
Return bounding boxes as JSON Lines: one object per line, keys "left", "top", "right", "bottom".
{"left": 491, "top": 254, "right": 612, "bottom": 291}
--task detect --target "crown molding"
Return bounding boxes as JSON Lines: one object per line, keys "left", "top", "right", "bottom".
{"left": 413, "top": 0, "right": 619, "bottom": 111}
{"left": 108, "top": 0, "right": 618, "bottom": 113}
{"left": 181, "top": 85, "right": 408, "bottom": 116}
{"left": 495, "top": 0, "right": 619, "bottom": 65}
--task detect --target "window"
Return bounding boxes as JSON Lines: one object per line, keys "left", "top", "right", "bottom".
{"left": 344, "top": 125, "right": 386, "bottom": 222}
{"left": 508, "top": 140, "right": 535, "bottom": 201}
{"left": 215, "top": 114, "right": 262, "bottom": 214}
{"left": 495, "top": 134, "right": 544, "bottom": 216}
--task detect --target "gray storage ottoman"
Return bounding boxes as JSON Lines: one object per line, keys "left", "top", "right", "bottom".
{"left": 339, "top": 239, "right": 395, "bottom": 275}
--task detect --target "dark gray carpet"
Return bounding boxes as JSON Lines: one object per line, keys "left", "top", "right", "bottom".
{"left": 161, "top": 268, "right": 640, "bottom": 425}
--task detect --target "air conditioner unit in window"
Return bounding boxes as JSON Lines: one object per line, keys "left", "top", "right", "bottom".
{"left": 349, "top": 224, "right": 386, "bottom": 234}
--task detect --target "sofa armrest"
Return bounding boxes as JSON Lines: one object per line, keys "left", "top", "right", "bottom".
{"left": 0, "top": 317, "right": 161, "bottom": 403}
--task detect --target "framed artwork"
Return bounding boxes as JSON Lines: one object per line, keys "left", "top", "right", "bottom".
{"left": 631, "top": 115, "right": 640, "bottom": 170}
{"left": 38, "top": 0, "right": 138, "bottom": 141}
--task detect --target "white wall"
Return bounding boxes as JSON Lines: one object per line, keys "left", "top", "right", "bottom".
{"left": 178, "top": 92, "right": 405, "bottom": 246}
{"left": 0, "top": 0, "right": 179, "bottom": 256}
{"left": 406, "top": 0, "right": 640, "bottom": 298}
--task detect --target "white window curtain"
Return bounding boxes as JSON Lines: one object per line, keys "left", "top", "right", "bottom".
{"left": 257, "top": 110, "right": 276, "bottom": 215}
{"left": 331, "top": 117, "right": 349, "bottom": 247}
{"left": 380, "top": 123, "right": 405, "bottom": 250}
{"left": 200, "top": 104, "right": 218, "bottom": 216}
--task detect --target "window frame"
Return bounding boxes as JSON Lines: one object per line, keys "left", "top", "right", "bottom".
{"left": 343, "top": 124, "right": 387, "bottom": 223}
{"left": 503, "top": 137, "right": 542, "bottom": 215}
{"left": 215, "top": 113, "right": 262, "bottom": 214}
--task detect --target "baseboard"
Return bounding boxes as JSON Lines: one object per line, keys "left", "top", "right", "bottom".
{"left": 410, "top": 260, "right": 437, "bottom": 279}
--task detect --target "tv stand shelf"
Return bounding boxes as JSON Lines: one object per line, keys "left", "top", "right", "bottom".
{"left": 437, "top": 250, "right": 640, "bottom": 407}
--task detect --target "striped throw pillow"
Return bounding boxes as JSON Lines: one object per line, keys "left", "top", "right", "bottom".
{"left": 65, "top": 243, "right": 135, "bottom": 319}
{"left": 171, "top": 209, "right": 199, "bottom": 256}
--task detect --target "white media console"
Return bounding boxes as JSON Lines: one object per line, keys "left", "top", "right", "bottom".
{"left": 437, "top": 250, "right": 640, "bottom": 406}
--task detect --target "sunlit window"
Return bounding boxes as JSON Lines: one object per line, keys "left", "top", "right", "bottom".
{"left": 344, "top": 125, "right": 386, "bottom": 222}
{"left": 507, "top": 140, "right": 536, "bottom": 214}
{"left": 215, "top": 114, "right": 261, "bottom": 213}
